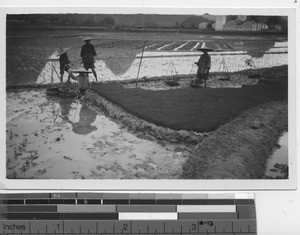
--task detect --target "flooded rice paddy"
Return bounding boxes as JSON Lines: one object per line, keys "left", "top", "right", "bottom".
{"left": 264, "top": 132, "right": 288, "bottom": 179}
{"left": 7, "top": 38, "right": 288, "bottom": 179}
{"left": 36, "top": 42, "right": 287, "bottom": 85}
{"left": 6, "top": 90, "right": 186, "bottom": 179}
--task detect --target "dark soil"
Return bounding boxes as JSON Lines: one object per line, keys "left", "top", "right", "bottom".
{"left": 91, "top": 74, "right": 287, "bottom": 133}
{"left": 181, "top": 101, "right": 288, "bottom": 179}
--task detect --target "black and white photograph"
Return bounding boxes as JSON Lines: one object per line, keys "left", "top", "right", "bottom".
{"left": 4, "top": 9, "right": 294, "bottom": 182}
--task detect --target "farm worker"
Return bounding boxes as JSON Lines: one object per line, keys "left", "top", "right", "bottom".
{"left": 195, "top": 43, "right": 213, "bottom": 87}
{"left": 69, "top": 70, "right": 92, "bottom": 100}
{"left": 56, "top": 47, "right": 72, "bottom": 83}
{"left": 80, "top": 36, "right": 98, "bottom": 82}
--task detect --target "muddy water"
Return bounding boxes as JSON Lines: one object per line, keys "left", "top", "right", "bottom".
{"left": 6, "top": 90, "right": 186, "bottom": 179}
{"left": 264, "top": 132, "right": 288, "bottom": 178}
{"left": 36, "top": 46, "right": 287, "bottom": 84}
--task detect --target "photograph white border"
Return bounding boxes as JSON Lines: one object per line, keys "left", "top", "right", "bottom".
{"left": 0, "top": 1, "right": 297, "bottom": 191}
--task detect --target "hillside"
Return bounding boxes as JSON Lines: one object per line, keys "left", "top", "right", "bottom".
{"left": 7, "top": 14, "right": 287, "bottom": 30}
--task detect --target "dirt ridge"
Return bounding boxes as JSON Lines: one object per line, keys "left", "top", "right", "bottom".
{"left": 85, "top": 90, "right": 287, "bottom": 179}
{"left": 182, "top": 101, "right": 288, "bottom": 179}
{"left": 85, "top": 90, "right": 204, "bottom": 146}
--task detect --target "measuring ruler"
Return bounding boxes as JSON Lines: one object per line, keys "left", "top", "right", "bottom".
{"left": 0, "top": 192, "right": 256, "bottom": 235}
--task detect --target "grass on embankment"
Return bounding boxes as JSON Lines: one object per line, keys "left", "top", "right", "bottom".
{"left": 181, "top": 101, "right": 288, "bottom": 179}
{"left": 91, "top": 83, "right": 287, "bottom": 133}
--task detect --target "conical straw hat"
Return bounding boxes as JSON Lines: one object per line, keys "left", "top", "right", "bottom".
{"left": 82, "top": 36, "right": 93, "bottom": 41}
{"left": 197, "top": 42, "right": 214, "bottom": 52}
{"left": 56, "top": 47, "right": 71, "bottom": 56}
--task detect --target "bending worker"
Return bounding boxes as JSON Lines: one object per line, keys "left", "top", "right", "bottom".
{"left": 195, "top": 43, "right": 213, "bottom": 87}
{"left": 57, "top": 47, "right": 72, "bottom": 83}
{"left": 80, "top": 36, "right": 98, "bottom": 81}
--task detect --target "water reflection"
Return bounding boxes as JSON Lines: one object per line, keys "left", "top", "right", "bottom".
{"left": 245, "top": 41, "right": 275, "bottom": 58}
{"left": 72, "top": 104, "right": 97, "bottom": 135}
{"left": 102, "top": 50, "right": 139, "bottom": 76}
{"left": 265, "top": 132, "right": 288, "bottom": 179}
{"left": 7, "top": 90, "right": 186, "bottom": 179}
{"left": 59, "top": 98, "right": 73, "bottom": 121}
{"left": 58, "top": 98, "right": 97, "bottom": 135}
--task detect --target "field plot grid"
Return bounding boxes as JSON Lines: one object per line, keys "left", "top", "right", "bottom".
{"left": 6, "top": 14, "right": 289, "bottom": 180}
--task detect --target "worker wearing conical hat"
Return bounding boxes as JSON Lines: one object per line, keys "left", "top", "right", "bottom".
{"left": 57, "top": 47, "right": 72, "bottom": 83}
{"left": 80, "top": 36, "right": 98, "bottom": 82}
{"left": 70, "top": 70, "right": 92, "bottom": 100}
{"left": 195, "top": 42, "right": 213, "bottom": 87}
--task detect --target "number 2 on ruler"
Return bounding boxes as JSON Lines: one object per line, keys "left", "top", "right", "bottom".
{"left": 123, "top": 223, "right": 128, "bottom": 231}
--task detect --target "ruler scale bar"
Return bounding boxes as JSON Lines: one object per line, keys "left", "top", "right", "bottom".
{"left": 49, "top": 200, "right": 76, "bottom": 204}
{"left": 0, "top": 194, "right": 255, "bottom": 204}
{"left": 177, "top": 205, "right": 236, "bottom": 212}
{"left": 0, "top": 193, "right": 256, "bottom": 234}
{"left": 57, "top": 205, "right": 116, "bottom": 213}
{"left": 3, "top": 213, "right": 120, "bottom": 220}
{"left": 0, "top": 219, "right": 257, "bottom": 234}
{"left": 76, "top": 193, "right": 103, "bottom": 199}
{"left": 2, "top": 212, "right": 249, "bottom": 220}
{"left": 156, "top": 200, "right": 182, "bottom": 205}
{"left": 1, "top": 199, "right": 255, "bottom": 205}
{"left": 119, "top": 213, "right": 178, "bottom": 220}
{"left": 178, "top": 212, "right": 238, "bottom": 220}
{"left": 130, "top": 199, "right": 156, "bottom": 204}
{"left": 76, "top": 199, "right": 102, "bottom": 204}
{"left": 117, "top": 205, "right": 177, "bottom": 212}
{"left": 104, "top": 199, "right": 129, "bottom": 204}
{"left": 5, "top": 205, "right": 57, "bottom": 212}
{"left": 24, "top": 199, "right": 50, "bottom": 204}
{"left": 50, "top": 193, "right": 77, "bottom": 199}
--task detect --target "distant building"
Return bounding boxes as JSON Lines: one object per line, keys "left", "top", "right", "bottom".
{"left": 215, "top": 16, "right": 276, "bottom": 32}
{"left": 237, "top": 15, "right": 247, "bottom": 21}
{"left": 223, "top": 20, "right": 238, "bottom": 30}
{"left": 257, "top": 23, "right": 268, "bottom": 30}
{"left": 241, "top": 20, "right": 270, "bottom": 31}
{"left": 223, "top": 19, "right": 268, "bottom": 31}
{"left": 238, "top": 20, "right": 257, "bottom": 31}
{"left": 274, "top": 25, "right": 282, "bottom": 30}
{"left": 215, "top": 15, "right": 227, "bottom": 31}
{"left": 198, "top": 22, "right": 208, "bottom": 29}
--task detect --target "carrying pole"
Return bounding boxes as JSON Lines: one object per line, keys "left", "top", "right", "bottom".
{"left": 136, "top": 41, "right": 146, "bottom": 87}
{"left": 51, "top": 62, "right": 54, "bottom": 84}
